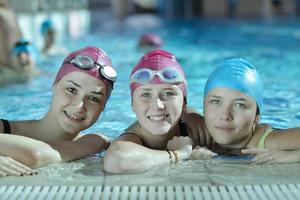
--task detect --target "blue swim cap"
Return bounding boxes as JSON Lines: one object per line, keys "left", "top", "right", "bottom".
{"left": 11, "top": 38, "right": 37, "bottom": 61}
{"left": 41, "top": 19, "right": 54, "bottom": 35}
{"left": 204, "top": 58, "right": 263, "bottom": 113}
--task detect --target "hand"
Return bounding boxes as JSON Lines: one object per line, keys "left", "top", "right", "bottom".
{"left": 167, "top": 136, "right": 193, "bottom": 151}
{"left": 0, "top": 156, "right": 37, "bottom": 177}
{"left": 191, "top": 146, "right": 217, "bottom": 160}
{"left": 167, "top": 136, "right": 193, "bottom": 160}
{"left": 241, "top": 148, "right": 297, "bottom": 164}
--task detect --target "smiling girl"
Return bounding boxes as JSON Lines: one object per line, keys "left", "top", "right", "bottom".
{"left": 0, "top": 46, "right": 117, "bottom": 176}
{"left": 104, "top": 49, "right": 215, "bottom": 174}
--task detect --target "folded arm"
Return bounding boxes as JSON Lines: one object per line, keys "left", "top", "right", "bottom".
{"left": 0, "top": 134, "right": 61, "bottom": 168}
{"left": 181, "top": 109, "right": 213, "bottom": 146}
{"left": 103, "top": 134, "right": 192, "bottom": 174}
{"left": 49, "top": 133, "right": 109, "bottom": 162}
{"left": 241, "top": 127, "right": 300, "bottom": 164}
{"left": 264, "top": 128, "right": 300, "bottom": 150}
{"left": 1, "top": 133, "right": 109, "bottom": 169}
{"left": 242, "top": 148, "right": 300, "bottom": 164}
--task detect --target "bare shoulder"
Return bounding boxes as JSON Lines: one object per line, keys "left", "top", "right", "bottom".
{"left": 95, "top": 133, "right": 112, "bottom": 142}
{"left": 251, "top": 124, "right": 300, "bottom": 150}
{"left": 74, "top": 132, "right": 111, "bottom": 142}
{"left": 119, "top": 121, "right": 144, "bottom": 144}
{"left": 124, "top": 121, "right": 141, "bottom": 135}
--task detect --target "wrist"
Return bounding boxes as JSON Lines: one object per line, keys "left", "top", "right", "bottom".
{"left": 175, "top": 149, "right": 190, "bottom": 161}
{"left": 166, "top": 150, "right": 179, "bottom": 164}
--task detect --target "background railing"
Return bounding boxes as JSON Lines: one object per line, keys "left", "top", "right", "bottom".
{"left": 8, "top": 0, "right": 90, "bottom": 12}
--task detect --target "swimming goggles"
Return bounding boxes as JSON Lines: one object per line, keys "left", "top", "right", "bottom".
{"left": 11, "top": 40, "right": 37, "bottom": 61}
{"left": 15, "top": 40, "right": 31, "bottom": 47}
{"left": 130, "top": 67, "right": 184, "bottom": 84}
{"left": 65, "top": 55, "right": 117, "bottom": 86}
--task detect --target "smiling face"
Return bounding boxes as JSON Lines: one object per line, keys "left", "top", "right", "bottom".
{"left": 132, "top": 84, "right": 184, "bottom": 136}
{"left": 204, "top": 87, "right": 259, "bottom": 148}
{"left": 51, "top": 71, "right": 107, "bottom": 134}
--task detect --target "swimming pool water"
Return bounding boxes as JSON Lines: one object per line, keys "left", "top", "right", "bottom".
{"left": 1, "top": 16, "right": 300, "bottom": 139}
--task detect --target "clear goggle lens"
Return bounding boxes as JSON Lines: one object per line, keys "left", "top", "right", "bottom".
{"left": 130, "top": 67, "right": 184, "bottom": 84}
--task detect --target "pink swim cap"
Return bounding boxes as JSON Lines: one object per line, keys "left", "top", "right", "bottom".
{"left": 130, "top": 49, "right": 187, "bottom": 99}
{"left": 53, "top": 46, "right": 115, "bottom": 97}
{"left": 139, "top": 33, "right": 163, "bottom": 48}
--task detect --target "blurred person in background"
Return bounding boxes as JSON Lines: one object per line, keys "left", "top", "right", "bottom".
{"left": 0, "top": 39, "right": 40, "bottom": 85}
{"left": 0, "top": 0, "right": 22, "bottom": 67}
{"left": 138, "top": 33, "right": 163, "bottom": 51}
{"left": 0, "top": 1, "right": 40, "bottom": 85}
{"left": 40, "top": 18, "right": 68, "bottom": 56}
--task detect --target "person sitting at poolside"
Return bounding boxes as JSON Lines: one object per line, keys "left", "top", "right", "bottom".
{"left": 103, "top": 49, "right": 215, "bottom": 174}
{"left": 138, "top": 33, "right": 163, "bottom": 50}
{"left": 185, "top": 58, "right": 300, "bottom": 164}
{"left": 0, "top": 46, "right": 117, "bottom": 176}
{"left": 0, "top": 0, "right": 22, "bottom": 67}
{"left": 40, "top": 18, "right": 67, "bottom": 56}
{"left": 0, "top": 39, "right": 40, "bottom": 85}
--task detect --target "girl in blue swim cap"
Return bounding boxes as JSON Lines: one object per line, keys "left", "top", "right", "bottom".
{"left": 199, "top": 58, "right": 300, "bottom": 164}
{"left": 40, "top": 18, "right": 68, "bottom": 56}
{"left": 11, "top": 39, "right": 38, "bottom": 71}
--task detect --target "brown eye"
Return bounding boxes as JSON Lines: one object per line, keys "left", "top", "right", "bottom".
{"left": 66, "top": 87, "right": 77, "bottom": 94}
{"left": 235, "top": 103, "right": 247, "bottom": 109}
{"left": 160, "top": 91, "right": 176, "bottom": 100}
{"left": 88, "top": 96, "right": 101, "bottom": 103}
{"left": 141, "top": 92, "right": 151, "bottom": 98}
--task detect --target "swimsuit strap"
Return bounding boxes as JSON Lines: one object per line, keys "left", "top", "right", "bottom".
{"left": 257, "top": 125, "right": 273, "bottom": 149}
{"left": 178, "top": 120, "right": 188, "bottom": 137}
{"left": 1, "top": 119, "right": 11, "bottom": 134}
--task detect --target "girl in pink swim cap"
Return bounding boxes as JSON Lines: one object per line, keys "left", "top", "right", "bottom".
{"left": 0, "top": 46, "right": 116, "bottom": 176}
{"left": 104, "top": 49, "right": 215, "bottom": 174}
{"left": 53, "top": 46, "right": 117, "bottom": 98}
{"left": 138, "top": 33, "right": 163, "bottom": 50}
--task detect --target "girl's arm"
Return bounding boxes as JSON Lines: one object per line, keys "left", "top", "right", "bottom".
{"left": 241, "top": 127, "right": 300, "bottom": 164}
{"left": 103, "top": 134, "right": 192, "bottom": 174}
{"left": 0, "top": 134, "right": 61, "bottom": 168}
{"left": 1, "top": 133, "right": 109, "bottom": 168}
{"left": 181, "top": 110, "right": 213, "bottom": 146}
{"left": 48, "top": 134, "right": 109, "bottom": 162}
{"left": 266, "top": 128, "right": 300, "bottom": 150}
{"left": 242, "top": 148, "right": 300, "bottom": 164}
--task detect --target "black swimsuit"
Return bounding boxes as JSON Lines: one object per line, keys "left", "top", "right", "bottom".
{"left": 178, "top": 120, "right": 188, "bottom": 137}
{"left": 1, "top": 119, "right": 11, "bottom": 134}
